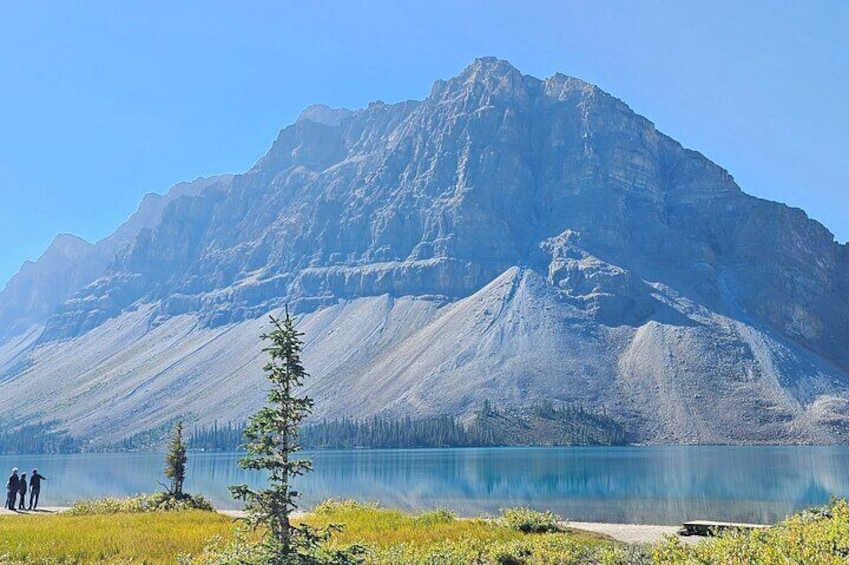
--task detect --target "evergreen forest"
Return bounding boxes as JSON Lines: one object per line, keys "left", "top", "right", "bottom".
{"left": 0, "top": 420, "right": 82, "bottom": 454}
{"left": 188, "top": 401, "right": 629, "bottom": 451}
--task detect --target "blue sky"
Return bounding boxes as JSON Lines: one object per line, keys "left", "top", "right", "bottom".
{"left": 1, "top": 1, "right": 847, "bottom": 289}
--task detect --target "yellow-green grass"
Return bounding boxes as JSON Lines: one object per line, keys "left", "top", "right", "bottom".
{"left": 653, "top": 498, "right": 849, "bottom": 565}
{"left": 294, "top": 500, "right": 639, "bottom": 565}
{"left": 302, "top": 500, "right": 608, "bottom": 549}
{"left": 0, "top": 510, "right": 234, "bottom": 565}
{"left": 7, "top": 499, "right": 849, "bottom": 565}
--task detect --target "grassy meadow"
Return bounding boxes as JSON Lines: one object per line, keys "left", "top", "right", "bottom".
{"left": 0, "top": 510, "right": 234, "bottom": 565}
{"left": 299, "top": 500, "right": 641, "bottom": 565}
{"left": 2, "top": 498, "right": 849, "bottom": 564}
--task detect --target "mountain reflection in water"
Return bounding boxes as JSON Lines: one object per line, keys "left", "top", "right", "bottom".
{"left": 3, "top": 446, "right": 847, "bottom": 525}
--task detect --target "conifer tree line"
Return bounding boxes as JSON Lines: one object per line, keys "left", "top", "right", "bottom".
{"left": 0, "top": 421, "right": 82, "bottom": 454}
{"left": 189, "top": 401, "right": 628, "bottom": 451}
{"left": 0, "top": 403, "right": 627, "bottom": 454}
{"left": 188, "top": 420, "right": 247, "bottom": 451}
{"left": 302, "top": 415, "right": 470, "bottom": 448}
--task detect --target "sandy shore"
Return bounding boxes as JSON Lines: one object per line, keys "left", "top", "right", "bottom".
{"left": 0, "top": 506, "right": 701, "bottom": 545}
{"left": 568, "top": 521, "right": 696, "bottom": 545}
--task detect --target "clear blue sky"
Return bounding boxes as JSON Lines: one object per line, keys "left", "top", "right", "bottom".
{"left": 1, "top": 1, "right": 847, "bottom": 289}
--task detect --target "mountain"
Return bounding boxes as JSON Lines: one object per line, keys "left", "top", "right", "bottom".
{"left": 0, "top": 175, "right": 234, "bottom": 345}
{"left": 0, "top": 234, "right": 97, "bottom": 341}
{"left": 1, "top": 57, "right": 848, "bottom": 446}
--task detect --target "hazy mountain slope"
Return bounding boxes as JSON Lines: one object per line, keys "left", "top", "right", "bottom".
{"left": 0, "top": 175, "right": 233, "bottom": 346}
{"left": 1, "top": 58, "right": 848, "bottom": 445}
{"left": 2, "top": 268, "right": 846, "bottom": 445}
{"left": 0, "top": 234, "right": 99, "bottom": 341}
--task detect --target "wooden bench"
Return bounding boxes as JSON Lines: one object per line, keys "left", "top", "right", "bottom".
{"left": 680, "top": 520, "right": 770, "bottom": 537}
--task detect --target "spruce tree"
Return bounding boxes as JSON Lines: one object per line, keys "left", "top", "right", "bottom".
{"left": 230, "top": 311, "right": 320, "bottom": 563}
{"left": 164, "top": 421, "right": 187, "bottom": 498}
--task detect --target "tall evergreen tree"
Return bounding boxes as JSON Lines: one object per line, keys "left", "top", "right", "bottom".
{"left": 230, "top": 311, "right": 358, "bottom": 564}
{"left": 164, "top": 421, "right": 187, "bottom": 497}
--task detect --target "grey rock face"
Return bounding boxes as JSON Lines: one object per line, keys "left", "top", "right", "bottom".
{"left": 1, "top": 58, "right": 848, "bottom": 445}
{"left": 5, "top": 175, "right": 234, "bottom": 344}
{"left": 0, "top": 234, "right": 99, "bottom": 340}
{"left": 297, "top": 104, "right": 354, "bottom": 127}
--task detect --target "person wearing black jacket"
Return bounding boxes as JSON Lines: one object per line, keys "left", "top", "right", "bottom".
{"left": 17, "top": 473, "right": 27, "bottom": 510}
{"left": 28, "top": 469, "right": 47, "bottom": 510}
{"left": 5, "top": 468, "right": 19, "bottom": 510}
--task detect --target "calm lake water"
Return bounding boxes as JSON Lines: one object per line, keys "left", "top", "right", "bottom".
{"left": 3, "top": 446, "right": 848, "bottom": 525}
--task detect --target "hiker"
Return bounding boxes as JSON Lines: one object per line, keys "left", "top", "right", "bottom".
{"left": 17, "top": 472, "right": 27, "bottom": 510}
{"left": 5, "top": 468, "right": 19, "bottom": 510}
{"left": 28, "top": 469, "right": 47, "bottom": 510}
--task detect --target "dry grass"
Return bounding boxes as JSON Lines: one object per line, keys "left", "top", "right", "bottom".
{"left": 12, "top": 498, "right": 849, "bottom": 564}
{"left": 0, "top": 510, "right": 234, "bottom": 565}
{"left": 295, "top": 499, "right": 636, "bottom": 565}
{"left": 305, "top": 501, "right": 517, "bottom": 548}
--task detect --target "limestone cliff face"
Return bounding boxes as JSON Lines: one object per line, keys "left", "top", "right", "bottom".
{"left": 42, "top": 58, "right": 849, "bottom": 369}
{"left": 2, "top": 58, "right": 848, "bottom": 444}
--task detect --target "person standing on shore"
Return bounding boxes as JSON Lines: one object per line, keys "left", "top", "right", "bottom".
{"left": 28, "top": 469, "right": 47, "bottom": 510}
{"left": 17, "top": 472, "right": 27, "bottom": 510}
{"left": 5, "top": 468, "right": 19, "bottom": 510}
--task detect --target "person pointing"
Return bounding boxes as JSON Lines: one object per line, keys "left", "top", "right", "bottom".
{"left": 28, "top": 469, "right": 47, "bottom": 510}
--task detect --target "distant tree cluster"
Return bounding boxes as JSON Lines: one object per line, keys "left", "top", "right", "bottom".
{"left": 0, "top": 400, "right": 628, "bottom": 455}
{"left": 301, "top": 415, "right": 471, "bottom": 448}
{"left": 188, "top": 421, "right": 246, "bottom": 451}
{"left": 469, "top": 399, "right": 629, "bottom": 446}
{"left": 188, "top": 400, "right": 629, "bottom": 451}
{"left": 0, "top": 421, "right": 82, "bottom": 454}
{"left": 111, "top": 421, "right": 180, "bottom": 452}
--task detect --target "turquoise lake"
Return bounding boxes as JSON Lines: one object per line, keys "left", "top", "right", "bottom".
{"left": 3, "top": 446, "right": 848, "bottom": 525}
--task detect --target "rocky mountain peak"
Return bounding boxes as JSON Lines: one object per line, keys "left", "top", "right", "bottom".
{"left": 461, "top": 56, "right": 523, "bottom": 80}
{"left": 1, "top": 59, "right": 848, "bottom": 446}
{"left": 44, "top": 233, "right": 92, "bottom": 258}
{"left": 429, "top": 57, "right": 534, "bottom": 108}
{"left": 296, "top": 104, "right": 354, "bottom": 127}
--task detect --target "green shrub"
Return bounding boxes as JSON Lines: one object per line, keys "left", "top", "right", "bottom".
{"left": 312, "top": 498, "right": 381, "bottom": 515}
{"left": 357, "top": 534, "right": 650, "bottom": 565}
{"left": 67, "top": 492, "right": 213, "bottom": 515}
{"left": 500, "top": 507, "right": 565, "bottom": 534}
{"left": 147, "top": 491, "right": 214, "bottom": 512}
{"left": 301, "top": 500, "right": 636, "bottom": 565}
{"left": 416, "top": 508, "right": 458, "bottom": 526}
{"left": 178, "top": 530, "right": 272, "bottom": 565}
{"left": 653, "top": 498, "right": 849, "bottom": 564}
{"left": 180, "top": 527, "right": 366, "bottom": 565}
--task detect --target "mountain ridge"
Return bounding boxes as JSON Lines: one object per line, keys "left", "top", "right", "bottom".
{"left": 1, "top": 58, "right": 847, "bottom": 446}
